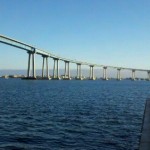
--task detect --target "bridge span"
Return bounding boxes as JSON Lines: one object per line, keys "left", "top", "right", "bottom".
{"left": 0, "top": 34, "right": 149, "bottom": 80}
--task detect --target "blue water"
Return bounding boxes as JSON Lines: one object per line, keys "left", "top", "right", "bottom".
{"left": 0, "top": 79, "right": 150, "bottom": 150}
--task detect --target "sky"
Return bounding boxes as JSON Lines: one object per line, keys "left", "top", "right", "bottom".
{"left": 0, "top": 0, "right": 150, "bottom": 70}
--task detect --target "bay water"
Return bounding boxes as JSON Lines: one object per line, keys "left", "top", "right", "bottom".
{"left": 0, "top": 79, "right": 150, "bottom": 150}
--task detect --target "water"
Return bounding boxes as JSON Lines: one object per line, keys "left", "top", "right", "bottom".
{"left": 0, "top": 79, "right": 150, "bottom": 150}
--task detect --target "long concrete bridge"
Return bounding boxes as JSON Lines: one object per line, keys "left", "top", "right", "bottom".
{"left": 0, "top": 34, "right": 149, "bottom": 80}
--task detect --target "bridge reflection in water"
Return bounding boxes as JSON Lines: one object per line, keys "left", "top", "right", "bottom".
{"left": 0, "top": 34, "right": 150, "bottom": 81}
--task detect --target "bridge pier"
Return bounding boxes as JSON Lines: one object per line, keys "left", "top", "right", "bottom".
{"left": 25, "top": 51, "right": 36, "bottom": 79}
{"left": 52, "top": 58, "right": 60, "bottom": 80}
{"left": 41, "top": 55, "right": 50, "bottom": 79}
{"left": 103, "top": 66, "right": 108, "bottom": 80}
{"left": 27, "top": 52, "right": 31, "bottom": 77}
{"left": 132, "top": 69, "right": 136, "bottom": 81}
{"left": 63, "top": 61, "right": 71, "bottom": 80}
{"left": 89, "top": 65, "right": 95, "bottom": 80}
{"left": 147, "top": 71, "right": 150, "bottom": 81}
{"left": 76, "top": 63, "right": 83, "bottom": 80}
{"left": 117, "top": 68, "right": 121, "bottom": 80}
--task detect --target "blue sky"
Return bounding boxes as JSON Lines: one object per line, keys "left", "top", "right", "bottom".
{"left": 0, "top": 0, "right": 150, "bottom": 70}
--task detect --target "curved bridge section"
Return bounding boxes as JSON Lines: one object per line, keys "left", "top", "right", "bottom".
{"left": 0, "top": 34, "right": 149, "bottom": 80}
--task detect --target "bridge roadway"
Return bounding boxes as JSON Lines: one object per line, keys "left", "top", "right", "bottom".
{"left": 0, "top": 34, "right": 150, "bottom": 80}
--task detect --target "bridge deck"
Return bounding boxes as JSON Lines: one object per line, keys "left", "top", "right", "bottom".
{"left": 139, "top": 99, "right": 150, "bottom": 150}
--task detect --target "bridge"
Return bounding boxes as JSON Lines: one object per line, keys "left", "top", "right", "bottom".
{"left": 0, "top": 34, "right": 150, "bottom": 80}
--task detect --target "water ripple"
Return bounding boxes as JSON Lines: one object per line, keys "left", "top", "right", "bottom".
{"left": 0, "top": 79, "right": 149, "bottom": 149}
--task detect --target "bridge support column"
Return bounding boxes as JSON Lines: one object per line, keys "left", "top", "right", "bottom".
{"left": 57, "top": 59, "right": 59, "bottom": 78}
{"left": 46, "top": 57, "right": 49, "bottom": 78}
{"left": 103, "top": 67, "right": 108, "bottom": 80}
{"left": 117, "top": 68, "right": 121, "bottom": 80}
{"left": 32, "top": 52, "right": 36, "bottom": 78}
{"left": 147, "top": 71, "right": 150, "bottom": 81}
{"left": 42, "top": 56, "right": 45, "bottom": 78}
{"left": 63, "top": 61, "right": 71, "bottom": 80}
{"left": 68, "top": 62, "right": 70, "bottom": 79}
{"left": 89, "top": 65, "right": 95, "bottom": 80}
{"left": 79, "top": 64, "right": 82, "bottom": 79}
{"left": 64, "top": 62, "right": 67, "bottom": 77}
{"left": 52, "top": 58, "right": 60, "bottom": 80}
{"left": 53, "top": 59, "right": 56, "bottom": 78}
{"left": 77, "top": 64, "right": 79, "bottom": 78}
{"left": 42, "top": 55, "right": 49, "bottom": 79}
{"left": 76, "top": 64, "right": 82, "bottom": 80}
{"left": 27, "top": 52, "right": 31, "bottom": 77}
{"left": 26, "top": 50, "right": 36, "bottom": 79}
{"left": 132, "top": 70, "right": 136, "bottom": 80}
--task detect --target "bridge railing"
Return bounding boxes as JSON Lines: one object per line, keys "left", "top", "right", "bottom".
{"left": 0, "top": 34, "right": 33, "bottom": 52}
